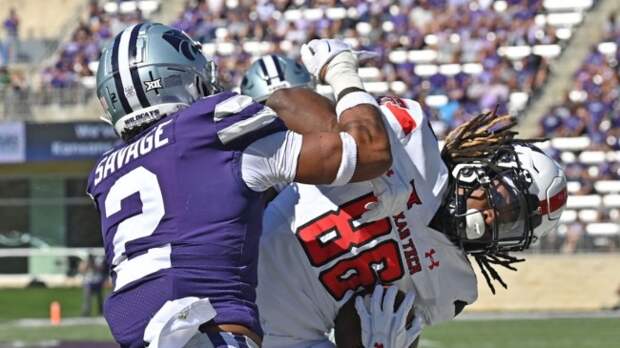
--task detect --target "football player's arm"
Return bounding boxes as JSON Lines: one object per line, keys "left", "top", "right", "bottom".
{"left": 267, "top": 86, "right": 391, "bottom": 183}
{"left": 240, "top": 101, "right": 390, "bottom": 191}
{"left": 242, "top": 40, "right": 391, "bottom": 190}
{"left": 269, "top": 48, "right": 392, "bottom": 185}
{"left": 295, "top": 102, "right": 391, "bottom": 184}
{"left": 266, "top": 87, "right": 338, "bottom": 134}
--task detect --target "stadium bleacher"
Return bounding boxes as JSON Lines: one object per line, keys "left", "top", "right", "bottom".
{"left": 175, "top": 0, "right": 596, "bottom": 137}
{"left": 34, "top": 0, "right": 597, "bottom": 134}
{"left": 535, "top": 10, "right": 620, "bottom": 252}
{"left": 40, "top": 1, "right": 160, "bottom": 98}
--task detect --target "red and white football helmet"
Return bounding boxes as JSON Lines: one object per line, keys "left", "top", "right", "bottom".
{"left": 511, "top": 144, "right": 567, "bottom": 241}
{"left": 447, "top": 143, "right": 567, "bottom": 254}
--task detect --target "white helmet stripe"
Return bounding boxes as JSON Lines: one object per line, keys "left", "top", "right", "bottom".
{"left": 110, "top": 31, "right": 132, "bottom": 114}
{"left": 262, "top": 55, "right": 282, "bottom": 82}
{"left": 128, "top": 23, "right": 150, "bottom": 108}
{"left": 118, "top": 24, "right": 142, "bottom": 110}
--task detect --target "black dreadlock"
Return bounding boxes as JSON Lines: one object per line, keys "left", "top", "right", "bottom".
{"left": 441, "top": 107, "right": 542, "bottom": 294}
{"left": 441, "top": 106, "right": 545, "bottom": 166}
{"left": 474, "top": 253, "right": 525, "bottom": 294}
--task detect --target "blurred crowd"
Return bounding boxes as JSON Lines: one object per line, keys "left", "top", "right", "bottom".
{"left": 535, "top": 13, "right": 620, "bottom": 254}
{"left": 40, "top": 1, "right": 144, "bottom": 92}
{"left": 539, "top": 13, "right": 620, "bottom": 149}
{"left": 0, "top": 8, "right": 23, "bottom": 91}
{"left": 26, "top": 0, "right": 561, "bottom": 136}
{"left": 0, "top": 7, "right": 30, "bottom": 118}
{"left": 173, "top": 0, "right": 558, "bottom": 137}
{"left": 1, "top": 7, "right": 19, "bottom": 65}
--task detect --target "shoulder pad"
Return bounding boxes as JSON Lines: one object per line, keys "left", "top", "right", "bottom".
{"left": 214, "top": 94, "right": 255, "bottom": 122}
{"left": 380, "top": 97, "right": 425, "bottom": 144}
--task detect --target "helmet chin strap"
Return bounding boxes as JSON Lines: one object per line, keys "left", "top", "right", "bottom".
{"left": 465, "top": 209, "right": 486, "bottom": 240}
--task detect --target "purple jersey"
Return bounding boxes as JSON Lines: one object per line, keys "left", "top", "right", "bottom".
{"left": 86, "top": 92, "right": 285, "bottom": 347}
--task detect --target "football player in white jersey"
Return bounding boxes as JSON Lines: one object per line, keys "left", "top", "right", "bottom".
{"left": 242, "top": 42, "right": 567, "bottom": 348}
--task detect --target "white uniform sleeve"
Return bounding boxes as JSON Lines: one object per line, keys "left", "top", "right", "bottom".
{"left": 241, "top": 130, "right": 303, "bottom": 192}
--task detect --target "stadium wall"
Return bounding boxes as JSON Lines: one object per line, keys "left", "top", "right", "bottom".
{"left": 0, "top": 0, "right": 84, "bottom": 39}
{"left": 0, "top": 121, "right": 114, "bottom": 250}
{"left": 467, "top": 254, "right": 620, "bottom": 312}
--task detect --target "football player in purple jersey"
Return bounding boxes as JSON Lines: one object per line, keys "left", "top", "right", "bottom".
{"left": 87, "top": 23, "right": 413, "bottom": 348}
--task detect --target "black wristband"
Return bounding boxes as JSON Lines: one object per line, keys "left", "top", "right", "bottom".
{"left": 336, "top": 87, "right": 366, "bottom": 102}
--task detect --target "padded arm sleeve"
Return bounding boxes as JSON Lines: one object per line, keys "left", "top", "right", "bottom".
{"left": 241, "top": 131, "right": 303, "bottom": 192}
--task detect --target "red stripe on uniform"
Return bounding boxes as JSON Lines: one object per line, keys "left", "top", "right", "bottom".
{"left": 385, "top": 101, "right": 416, "bottom": 136}
{"left": 539, "top": 187, "right": 567, "bottom": 215}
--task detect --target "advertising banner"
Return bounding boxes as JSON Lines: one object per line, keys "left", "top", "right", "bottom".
{"left": 0, "top": 122, "right": 25, "bottom": 163}
{"left": 26, "top": 122, "right": 119, "bottom": 161}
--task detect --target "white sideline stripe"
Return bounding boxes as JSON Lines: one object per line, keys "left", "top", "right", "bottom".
{"left": 4, "top": 311, "right": 620, "bottom": 330}
{"left": 456, "top": 310, "right": 620, "bottom": 321}
{"left": 419, "top": 339, "right": 444, "bottom": 348}
{"left": 9, "top": 317, "right": 107, "bottom": 328}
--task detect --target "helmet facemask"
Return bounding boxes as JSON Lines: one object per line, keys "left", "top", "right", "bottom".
{"left": 447, "top": 148, "right": 543, "bottom": 256}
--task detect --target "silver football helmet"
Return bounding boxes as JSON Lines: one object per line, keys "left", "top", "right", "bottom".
{"left": 240, "top": 54, "right": 314, "bottom": 102}
{"left": 96, "top": 22, "right": 220, "bottom": 140}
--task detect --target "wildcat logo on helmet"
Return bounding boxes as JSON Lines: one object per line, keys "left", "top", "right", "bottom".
{"left": 162, "top": 30, "right": 201, "bottom": 61}
{"left": 144, "top": 78, "right": 163, "bottom": 93}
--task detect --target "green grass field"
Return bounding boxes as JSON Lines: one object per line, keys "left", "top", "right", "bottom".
{"left": 1, "top": 288, "right": 619, "bottom": 347}
{"left": 421, "top": 318, "right": 620, "bottom": 348}
{"left": 0, "top": 323, "right": 113, "bottom": 342}
{"left": 0, "top": 287, "right": 83, "bottom": 320}
{"left": 0, "top": 287, "right": 111, "bottom": 320}
{"left": 0, "top": 318, "right": 618, "bottom": 346}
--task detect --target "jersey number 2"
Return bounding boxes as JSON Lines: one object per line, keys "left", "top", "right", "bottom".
{"left": 105, "top": 166, "right": 170, "bottom": 291}
{"left": 296, "top": 193, "right": 404, "bottom": 300}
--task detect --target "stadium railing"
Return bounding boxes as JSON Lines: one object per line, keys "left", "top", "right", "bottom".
{"left": 0, "top": 247, "right": 104, "bottom": 288}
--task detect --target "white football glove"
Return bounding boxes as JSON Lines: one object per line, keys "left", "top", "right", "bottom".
{"left": 300, "top": 39, "right": 379, "bottom": 82}
{"left": 359, "top": 165, "right": 412, "bottom": 224}
{"left": 355, "top": 285, "right": 423, "bottom": 348}
{"left": 300, "top": 39, "right": 353, "bottom": 81}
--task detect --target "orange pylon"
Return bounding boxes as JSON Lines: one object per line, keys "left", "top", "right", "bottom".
{"left": 50, "top": 301, "right": 61, "bottom": 325}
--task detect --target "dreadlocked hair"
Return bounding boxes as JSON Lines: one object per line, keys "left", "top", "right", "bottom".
{"left": 474, "top": 253, "right": 525, "bottom": 294}
{"left": 441, "top": 106, "right": 545, "bottom": 169}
